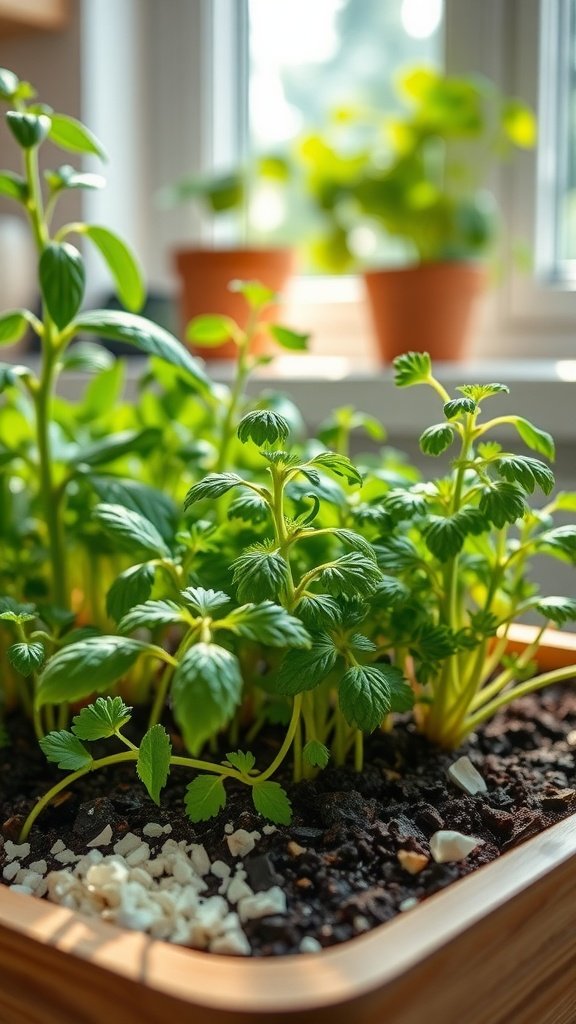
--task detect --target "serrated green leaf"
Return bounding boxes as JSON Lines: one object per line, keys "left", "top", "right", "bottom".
{"left": 106, "top": 563, "right": 156, "bottom": 622}
{"left": 374, "top": 536, "right": 421, "bottom": 572}
{"left": 295, "top": 593, "right": 341, "bottom": 628}
{"left": 456, "top": 383, "right": 509, "bottom": 401}
{"left": 0, "top": 599, "right": 36, "bottom": 623}
{"left": 8, "top": 641, "right": 45, "bottom": 676}
{"left": 218, "top": 601, "right": 310, "bottom": 648}
{"left": 71, "top": 310, "right": 211, "bottom": 393}
{"left": 383, "top": 488, "right": 428, "bottom": 520}
{"left": 185, "top": 774, "right": 227, "bottom": 822}
{"left": 303, "top": 739, "right": 330, "bottom": 769}
{"left": 225, "top": 750, "right": 256, "bottom": 774}
{"left": 137, "top": 725, "right": 172, "bottom": 804}
{"left": 252, "top": 781, "right": 292, "bottom": 824}
{"left": 496, "top": 455, "right": 554, "bottom": 495}
{"left": 349, "top": 633, "right": 377, "bottom": 653}
{"left": 444, "top": 397, "right": 477, "bottom": 419}
{"left": 307, "top": 451, "right": 363, "bottom": 487}
{"left": 39, "top": 241, "right": 85, "bottom": 330}
{"left": 330, "top": 528, "right": 377, "bottom": 559}
{"left": 180, "top": 587, "right": 231, "bottom": 617}
{"left": 275, "top": 634, "right": 338, "bottom": 694}
{"left": 39, "top": 730, "right": 92, "bottom": 771}
{"left": 48, "top": 112, "right": 107, "bottom": 160}
{"left": 184, "top": 473, "right": 245, "bottom": 507}
{"left": 479, "top": 482, "right": 527, "bottom": 527}
{"left": 237, "top": 410, "right": 290, "bottom": 447}
{"left": 186, "top": 314, "right": 237, "bottom": 347}
{"left": 393, "top": 351, "right": 431, "bottom": 387}
{"left": 72, "top": 696, "right": 132, "bottom": 740}
{"left": 227, "top": 491, "right": 270, "bottom": 523}
{"left": 94, "top": 503, "right": 170, "bottom": 558}
{"left": 119, "top": 600, "right": 186, "bottom": 633}
{"left": 535, "top": 525, "right": 576, "bottom": 562}
{"left": 172, "top": 643, "right": 243, "bottom": 755}
{"left": 36, "top": 636, "right": 148, "bottom": 707}
{"left": 339, "top": 663, "right": 411, "bottom": 732}
{"left": 373, "top": 575, "right": 411, "bottom": 608}
{"left": 269, "top": 325, "right": 310, "bottom": 351}
{"left": 231, "top": 548, "right": 289, "bottom": 603}
{"left": 82, "top": 226, "right": 144, "bottom": 312}
{"left": 513, "top": 416, "right": 555, "bottom": 460}
{"left": 317, "top": 552, "right": 382, "bottom": 597}
{"left": 534, "top": 596, "right": 576, "bottom": 625}
{"left": 420, "top": 423, "right": 456, "bottom": 456}
{"left": 424, "top": 514, "right": 468, "bottom": 561}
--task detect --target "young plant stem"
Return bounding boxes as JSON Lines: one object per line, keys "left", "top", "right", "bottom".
{"left": 215, "top": 314, "right": 256, "bottom": 473}
{"left": 455, "top": 662, "right": 576, "bottom": 743}
{"left": 425, "top": 415, "right": 474, "bottom": 743}
{"left": 23, "top": 142, "right": 68, "bottom": 607}
{"left": 253, "top": 693, "right": 303, "bottom": 783}
{"left": 148, "top": 632, "right": 195, "bottom": 728}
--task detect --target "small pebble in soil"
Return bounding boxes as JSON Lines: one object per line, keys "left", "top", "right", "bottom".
{"left": 447, "top": 756, "right": 488, "bottom": 796}
{"left": 429, "top": 830, "right": 484, "bottom": 863}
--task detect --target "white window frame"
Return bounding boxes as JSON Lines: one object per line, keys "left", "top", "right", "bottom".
{"left": 77, "top": 0, "right": 576, "bottom": 358}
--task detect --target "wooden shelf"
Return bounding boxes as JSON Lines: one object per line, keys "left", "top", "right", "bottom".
{"left": 0, "top": 0, "right": 68, "bottom": 35}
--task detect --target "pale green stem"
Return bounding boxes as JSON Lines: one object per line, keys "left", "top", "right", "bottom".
{"left": 458, "top": 663, "right": 576, "bottom": 740}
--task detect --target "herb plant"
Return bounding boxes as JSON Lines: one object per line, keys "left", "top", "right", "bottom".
{"left": 375, "top": 352, "right": 576, "bottom": 747}
{"left": 0, "top": 66, "right": 210, "bottom": 613}
{"left": 1, "top": 67, "right": 575, "bottom": 847}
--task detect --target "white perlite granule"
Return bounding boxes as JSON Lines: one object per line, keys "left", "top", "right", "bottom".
{"left": 87, "top": 825, "right": 113, "bottom": 848}
{"left": 43, "top": 827, "right": 288, "bottom": 956}
{"left": 447, "top": 756, "right": 488, "bottom": 796}
{"left": 429, "top": 830, "right": 484, "bottom": 863}
{"left": 3, "top": 840, "right": 30, "bottom": 862}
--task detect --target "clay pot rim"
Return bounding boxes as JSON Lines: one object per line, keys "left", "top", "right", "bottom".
{"left": 363, "top": 259, "right": 486, "bottom": 282}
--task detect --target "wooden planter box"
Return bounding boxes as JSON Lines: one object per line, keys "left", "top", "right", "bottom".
{"left": 1, "top": 626, "right": 575, "bottom": 1024}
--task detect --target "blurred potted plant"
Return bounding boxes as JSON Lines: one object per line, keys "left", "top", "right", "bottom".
{"left": 159, "top": 159, "right": 295, "bottom": 358}
{"left": 292, "top": 67, "right": 536, "bottom": 362}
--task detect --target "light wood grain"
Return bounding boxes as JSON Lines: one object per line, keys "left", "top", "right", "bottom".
{"left": 0, "top": 815, "right": 574, "bottom": 1023}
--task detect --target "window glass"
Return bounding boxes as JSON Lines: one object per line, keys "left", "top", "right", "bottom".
{"left": 247, "top": 0, "right": 444, "bottom": 265}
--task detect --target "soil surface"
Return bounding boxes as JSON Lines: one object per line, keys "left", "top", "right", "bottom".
{"left": 1, "top": 688, "right": 576, "bottom": 957}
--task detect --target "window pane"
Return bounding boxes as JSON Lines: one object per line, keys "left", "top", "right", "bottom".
{"left": 247, "top": 0, "right": 444, "bottom": 263}
{"left": 539, "top": 0, "right": 576, "bottom": 284}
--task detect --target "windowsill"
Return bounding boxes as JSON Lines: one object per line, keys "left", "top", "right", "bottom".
{"left": 42, "top": 354, "right": 576, "bottom": 442}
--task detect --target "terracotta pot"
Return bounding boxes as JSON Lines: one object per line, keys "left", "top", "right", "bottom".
{"left": 363, "top": 262, "right": 486, "bottom": 364}
{"left": 173, "top": 247, "right": 295, "bottom": 360}
{"left": 0, "top": 626, "right": 574, "bottom": 1023}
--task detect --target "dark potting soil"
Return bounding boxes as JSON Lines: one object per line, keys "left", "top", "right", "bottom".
{"left": 1, "top": 688, "right": 575, "bottom": 957}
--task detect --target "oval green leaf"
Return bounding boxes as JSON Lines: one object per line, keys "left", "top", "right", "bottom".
{"left": 48, "top": 113, "right": 107, "bottom": 161}
{"left": 39, "top": 241, "right": 85, "bottom": 329}
{"left": 82, "top": 226, "right": 145, "bottom": 313}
